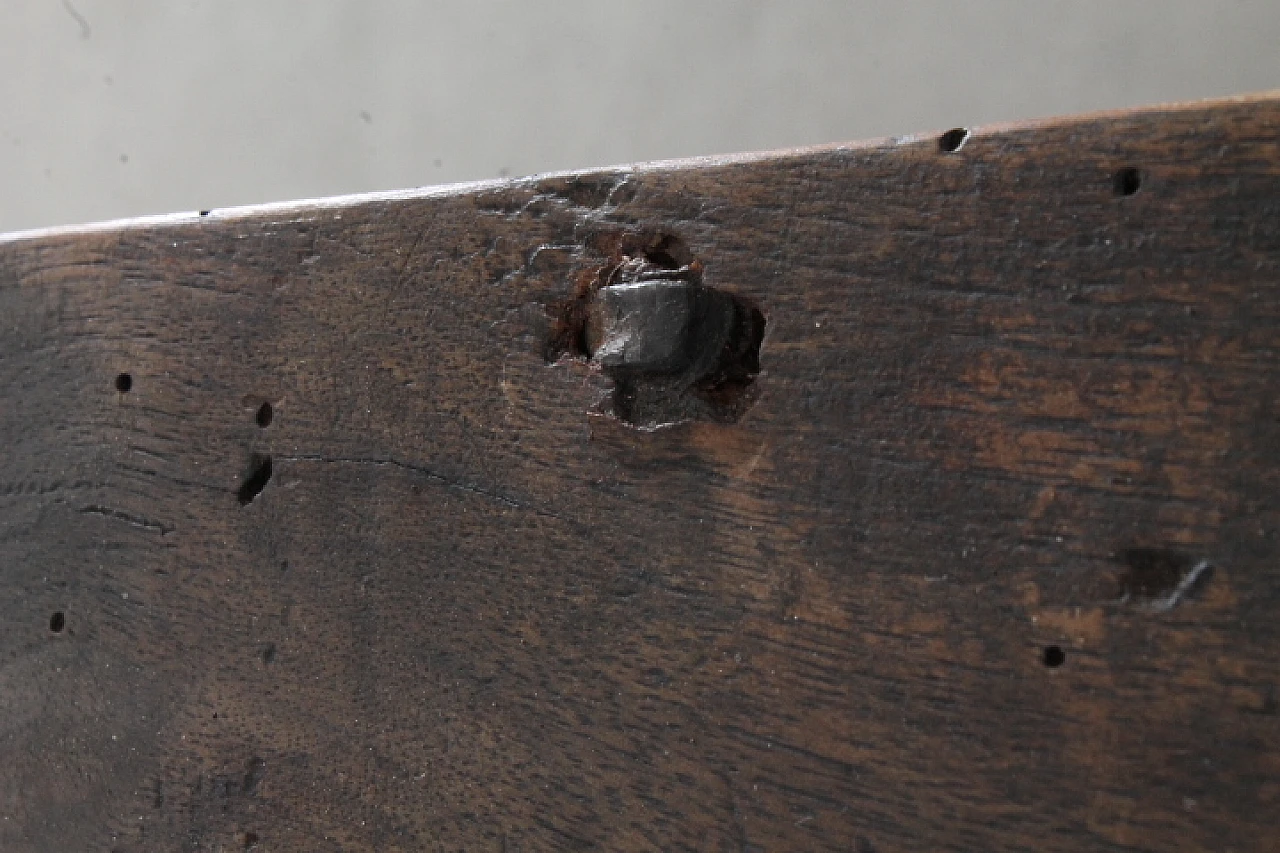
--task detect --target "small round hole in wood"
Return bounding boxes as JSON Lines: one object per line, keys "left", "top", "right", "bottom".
{"left": 1042, "top": 645, "right": 1066, "bottom": 668}
{"left": 255, "top": 402, "right": 273, "bottom": 428}
{"left": 114, "top": 373, "right": 133, "bottom": 393}
{"left": 938, "top": 128, "right": 970, "bottom": 153}
{"left": 1114, "top": 167, "right": 1142, "bottom": 196}
{"left": 49, "top": 612, "right": 66, "bottom": 633}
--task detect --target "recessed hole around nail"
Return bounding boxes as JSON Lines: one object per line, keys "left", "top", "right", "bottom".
{"left": 49, "top": 611, "right": 66, "bottom": 633}
{"left": 642, "top": 233, "right": 693, "bottom": 269}
{"left": 255, "top": 402, "right": 273, "bottom": 428}
{"left": 1042, "top": 645, "right": 1066, "bottom": 668}
{"left": 114, "top": 373, "right": 133, "bottom": 393}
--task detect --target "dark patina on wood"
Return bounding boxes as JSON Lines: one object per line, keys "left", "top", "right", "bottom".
{"left": 1, "top": 94, "right": 1278, "bottom": 851}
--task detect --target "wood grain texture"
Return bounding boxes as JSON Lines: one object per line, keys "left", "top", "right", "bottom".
{"left": 1, "top": 94, "right": 1278, "bottom": 852}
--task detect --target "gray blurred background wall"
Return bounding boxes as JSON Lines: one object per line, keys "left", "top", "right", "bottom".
{"left": 3, "top": 1, "right": 1278, "bottom": 233}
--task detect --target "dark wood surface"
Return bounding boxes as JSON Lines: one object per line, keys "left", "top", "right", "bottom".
{"left": 2, "top": 94, "right": 1278, "bottom": 852}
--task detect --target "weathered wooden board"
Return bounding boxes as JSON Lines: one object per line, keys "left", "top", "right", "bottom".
{"left": 1, "top": 94, "right": 1278, "bottom": 852}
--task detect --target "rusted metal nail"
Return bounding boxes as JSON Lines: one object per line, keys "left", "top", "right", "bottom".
{"left": 585, "top": 277, "right": 734, "bottom": 377}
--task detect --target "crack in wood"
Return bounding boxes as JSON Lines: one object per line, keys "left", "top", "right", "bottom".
{"left": 79, "top": 504, "right": 172, "bottom": 534}
{"left": 275, "top": 454, "right": 574, "bottom": 525}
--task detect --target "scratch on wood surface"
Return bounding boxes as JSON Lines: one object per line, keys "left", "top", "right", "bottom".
{"left": 80, "top": 504, "right": 171, "bottom": 534}
{"left": 276, "top": 453, "right": 574, "bottom": 524}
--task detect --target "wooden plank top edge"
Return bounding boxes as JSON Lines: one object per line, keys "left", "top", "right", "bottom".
{"left": 5, "top": 88, "right": 1278, "bottom": 247}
